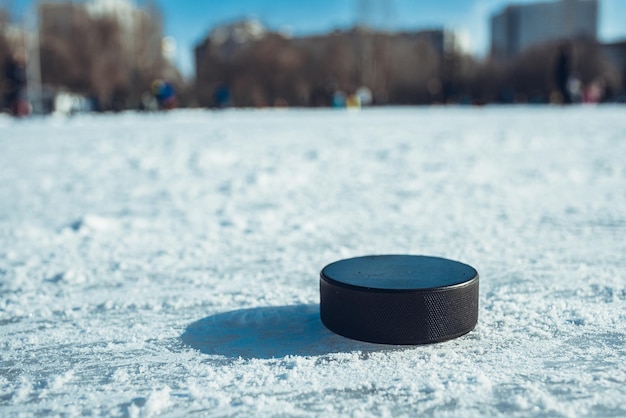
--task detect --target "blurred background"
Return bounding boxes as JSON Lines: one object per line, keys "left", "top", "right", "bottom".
{"left": 1, "top": 0, "right": 625, "bottom": 115}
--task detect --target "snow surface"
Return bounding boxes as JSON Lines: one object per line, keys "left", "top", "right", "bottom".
{"left": 1, "top": 107, "right": 625, "bottom": 417}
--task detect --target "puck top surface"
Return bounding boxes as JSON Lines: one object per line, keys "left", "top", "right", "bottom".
{"left": 321, "top": 255, "right": 477, "bottom": 291}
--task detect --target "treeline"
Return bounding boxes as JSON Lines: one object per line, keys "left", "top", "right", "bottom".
{"left": 2, "top": 5, "right": 625, "bottom": 111}
{"left": 1, "top": 3, "right": 183, "bottom": 112}
{"left": 195, "top": 28, "right": 624, "bottom": 107}
{"left": 195, "top": 28, "right": 450, "bottom": 107}
{"left": 38, "top": 2, "right": 181, "bottom": 110}
{"left": 459, "top": 39, "right": 623, "bottom": 104}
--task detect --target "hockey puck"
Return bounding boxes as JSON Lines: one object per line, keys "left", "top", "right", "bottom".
{"left": 320, "top": 255, "right": 479, "bottom": 344}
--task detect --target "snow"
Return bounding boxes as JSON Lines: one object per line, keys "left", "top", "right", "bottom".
{"left": 1, "top": 107, "right": 625, "bottom": 416}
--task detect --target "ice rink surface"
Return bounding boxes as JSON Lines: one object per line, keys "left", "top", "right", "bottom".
{"left": 1, "top": 107, "right": 625, "bottom": 416}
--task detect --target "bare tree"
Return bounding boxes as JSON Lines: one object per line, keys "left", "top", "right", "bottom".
{"left": 38, "top": 1, "right": 173, "bottom": 110}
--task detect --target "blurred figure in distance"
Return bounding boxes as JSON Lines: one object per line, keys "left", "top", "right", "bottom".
{"left": 3, "top": 53, "right": 30, "bottom": 117}
{"left": 213, "top": 83, "right": 232, "bottom": 108}
{"left": 152, "top": 79, "right": 177, "bottom": 110}
{"left": 554, "top": 43, "right": 573, "bottom": 104}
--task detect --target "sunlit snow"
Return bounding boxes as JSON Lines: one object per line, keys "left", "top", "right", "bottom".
{"left": 1, "top": 107, "right": 625, "bottom": 416}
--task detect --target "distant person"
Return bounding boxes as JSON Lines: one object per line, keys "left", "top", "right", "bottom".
{"left": 213, "top": 83, "right": 232, "bottom": 108}
{"left": 151, "top": 79, "right": 177, "bottom": 110}
{"left": 583, "top": 79, "right": 604, "bottom": 104}
{"left": 554, "top": 44, "right": 572, "bottom": 104}
{"left": 346, "top": 93, "right": 361, "bottom": 110}
{"left": 567, "top": 76, "right": 582, "bottom": 103}
{"left": 332, "top": 91, "right": 346, "bottom": 108}
{"left": 3, "top": 53, "right": 29, "bottom": 116}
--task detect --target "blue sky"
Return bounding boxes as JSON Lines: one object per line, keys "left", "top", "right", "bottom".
{"left": 7, "top": 0, "right": 626, "bottom": 77}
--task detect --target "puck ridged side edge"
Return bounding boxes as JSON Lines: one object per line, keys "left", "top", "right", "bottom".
{"left": 320, "top": 274, "right": 478, "bottom": 345}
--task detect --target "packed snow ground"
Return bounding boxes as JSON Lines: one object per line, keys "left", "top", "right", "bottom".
{"left": 1, "top": 107, "right": 625, "bottom": 417}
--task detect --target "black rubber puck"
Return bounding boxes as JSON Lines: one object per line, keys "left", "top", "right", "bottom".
{"left": 320, "top": 255, "right": 479, "bottom": 345}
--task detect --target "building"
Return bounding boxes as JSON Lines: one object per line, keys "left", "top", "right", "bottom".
{"left": 491, "top": 0, "right": 598, "bottom": 60}
{"left": 602, "top": 41, "right": 626, "bottom": 74}
{"left": 602, "top": 40, "right": 626, "bottom": 97}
